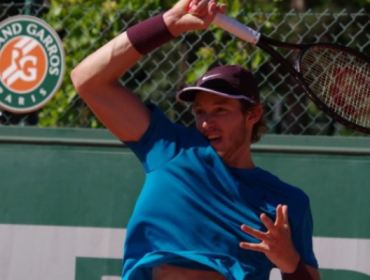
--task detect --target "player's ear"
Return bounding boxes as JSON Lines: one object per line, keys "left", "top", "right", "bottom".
{"left": 246, "top": 105, "right": 262, "bottom": 125}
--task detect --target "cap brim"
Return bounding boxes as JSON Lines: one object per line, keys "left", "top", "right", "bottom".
{"left": 176, "top": 86, "right": 256, "bottom": 104}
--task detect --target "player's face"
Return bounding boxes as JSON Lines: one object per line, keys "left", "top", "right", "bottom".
{"left": 193, "top": 92, "right": 255, "bottom": 166}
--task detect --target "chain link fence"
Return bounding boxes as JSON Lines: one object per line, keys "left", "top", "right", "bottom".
{"left": 0, "top": 2, "right": 369, "bottom": 136}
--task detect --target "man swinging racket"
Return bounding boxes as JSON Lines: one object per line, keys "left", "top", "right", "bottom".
{"left": 71, "top": 0, "right": 321, "bottom": 279}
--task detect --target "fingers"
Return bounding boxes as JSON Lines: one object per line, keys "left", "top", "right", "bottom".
{"left": 241, "top": 204, "right": 291, "bottom": 242}
{"left": 208, "top": 0, "right": 226, "bottom": 18}
{"left": 240, "top": 204, "right": 297, "bottom": 269}
{"left": 168, "top": 0, "right": 224, "bottom": 34}
{"left": 209, "top": 0, "right": 227, "bottom": 15}
{"left": 240, "top": 241, "right": 270, "bottom": 253}
{"left": 240, "top": 224, "right": 271, "bottom": 253}
{"left": 188, "top": 0, "right": 212, "bottom": 17}
{"left": 275, "top": 204, "right": 289, "bottom": 228}
{"left": 188, "top": 0, "right": 225, "bottom": 18}
{"left": 260, "top": 212, "right": 275, "bottom": 231}
{"left": 241, "top": 224, "right": 268, "bottom": 241}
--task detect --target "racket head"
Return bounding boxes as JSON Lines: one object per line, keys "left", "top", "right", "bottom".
{"left": 296, "top": 43, "right": 370, "bottom": 134}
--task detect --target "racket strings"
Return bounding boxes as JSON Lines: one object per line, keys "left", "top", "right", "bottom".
{"left": 299, "top": 47, "right": 370, "bottom": 128}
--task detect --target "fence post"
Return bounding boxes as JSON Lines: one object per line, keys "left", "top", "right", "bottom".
{"left": 24, "top": 0, "right": 33, "bottom": 15}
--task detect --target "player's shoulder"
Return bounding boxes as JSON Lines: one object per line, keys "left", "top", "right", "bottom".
{"left": 146, "top": 102, "right": 203, "bottom": 144}
{"left": 146, "top": 103, "right": 186, "bottom": 132}
{"left": 256, "top": 167, "right": 310, "bottom": 203}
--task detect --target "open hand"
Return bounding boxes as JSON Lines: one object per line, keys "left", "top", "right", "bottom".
{"left": 239, "top": 204, "right": 300, "bottom": 273}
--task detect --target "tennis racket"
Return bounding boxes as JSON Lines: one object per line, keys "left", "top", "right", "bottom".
{"left": 192, "top": 5, "right": 370, "bottom": 134}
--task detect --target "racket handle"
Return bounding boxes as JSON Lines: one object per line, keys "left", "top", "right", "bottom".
{"left": 187, "top": 1, "right": 260, "bottom": 45}
{"left": 213, "top": 14, "right": 261, "bottom": 45}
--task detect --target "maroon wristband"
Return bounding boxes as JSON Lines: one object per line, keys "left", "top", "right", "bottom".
{"left": 282, "top": 259, "right": 313, "bottom": 280}
{"left": 126, "top": 13, "right": 175, "bottom": 55}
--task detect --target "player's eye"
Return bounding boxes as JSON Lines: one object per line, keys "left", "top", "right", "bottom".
{"left": 193, "top": 109, "right": 205, "bottom": 117}
{"left": 215, "top": 107, "right": 227, "bottom": 113}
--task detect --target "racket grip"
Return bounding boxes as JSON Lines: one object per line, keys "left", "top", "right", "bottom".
{"left": 187, "top": 1, "right": 260, "bottom": 45}
{"left": 213, "top": 14, "right": 261, "bottom": 45}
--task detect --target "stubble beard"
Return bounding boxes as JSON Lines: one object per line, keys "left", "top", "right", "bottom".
{"left": 218, "top": 122, "right": 249, "bottom": 166}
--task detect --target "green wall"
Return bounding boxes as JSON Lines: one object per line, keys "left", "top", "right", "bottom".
{"left": 1, "top": 126, "right": 370, "bottom": 280}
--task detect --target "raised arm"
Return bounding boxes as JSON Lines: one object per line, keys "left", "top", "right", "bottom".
{"left": 70, "top": 0, "right": 225, "bottom": 142}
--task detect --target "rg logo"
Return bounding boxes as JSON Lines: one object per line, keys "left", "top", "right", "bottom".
{"left": 0, "top": 36, "right": 47, "bottom": 93}
{"left": 0, "top": 16, "right": 64, "bottom": 113}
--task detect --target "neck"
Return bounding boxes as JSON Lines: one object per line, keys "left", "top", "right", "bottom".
{"left": 225, "top": 158, "right": 256, "bottom": 169}
{"left": 221, "top": 147, "right": 255, "bottom": 169}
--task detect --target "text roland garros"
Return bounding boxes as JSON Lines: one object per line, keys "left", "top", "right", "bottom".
{"left": 0, "top": 15, "right": 65, "bottom": 113}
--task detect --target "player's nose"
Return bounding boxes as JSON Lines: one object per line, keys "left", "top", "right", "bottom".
{"left": 200, "top": 114, "right": 216, "bottom": 129}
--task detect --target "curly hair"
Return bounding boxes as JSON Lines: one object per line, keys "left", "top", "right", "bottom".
{"left": 239, "top": 99, "right": 269, "bottom": 143}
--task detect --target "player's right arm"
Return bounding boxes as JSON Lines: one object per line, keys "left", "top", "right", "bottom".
{"left": 70, "top": 0, "right": 225, "bottom": 142}
{"left": 70, "top": 33, "right": 146, "bottom": 142}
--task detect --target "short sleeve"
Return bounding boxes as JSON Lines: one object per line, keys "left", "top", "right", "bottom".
{"left": 123, "top": 104, "right": 181, "bottom": 173}
{"left": 292, "top": 201, "right": 319, "bottom": 268}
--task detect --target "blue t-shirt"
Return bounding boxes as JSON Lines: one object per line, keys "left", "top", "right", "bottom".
{"left": 122, "top": 104, "right": 318, "bottom": 280}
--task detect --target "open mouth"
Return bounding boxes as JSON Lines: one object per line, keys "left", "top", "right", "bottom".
{"left": 207, "top": 135, "right": 222, "bottom": 144}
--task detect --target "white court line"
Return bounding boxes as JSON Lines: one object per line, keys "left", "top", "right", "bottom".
{"left": 0, "top": 224, "right": 369, "bottom": 280}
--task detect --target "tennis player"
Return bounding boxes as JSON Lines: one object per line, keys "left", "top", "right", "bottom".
{"left": 71, "top": 0, "right": 321, "bottom": 279}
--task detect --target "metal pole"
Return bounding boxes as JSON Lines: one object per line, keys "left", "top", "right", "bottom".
{"left": 24, "top": 0, "right": 33, "bottom": 16}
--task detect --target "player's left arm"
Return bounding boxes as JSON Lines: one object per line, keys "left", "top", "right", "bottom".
{"left": 239, "top": 204, "right": 321, "bottom": 280}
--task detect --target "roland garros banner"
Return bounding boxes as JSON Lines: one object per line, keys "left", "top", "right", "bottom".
{"left": 0, "top": 15, "right": 64, "bottom": 113}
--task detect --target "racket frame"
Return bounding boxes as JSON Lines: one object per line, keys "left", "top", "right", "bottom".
{"left": 213, "top": 14, "right": 370, "bottom": 134}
